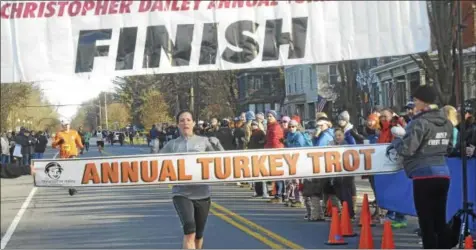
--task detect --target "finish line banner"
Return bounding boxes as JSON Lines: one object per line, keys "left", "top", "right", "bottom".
{"left": 1, "top": 0, "right": 430, "bottom": 82}
{"left": 32, "top": 144, "right": 402, "bottom": 187}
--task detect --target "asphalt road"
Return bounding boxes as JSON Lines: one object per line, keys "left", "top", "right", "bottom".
{"left": 1, "top": 139, "right": 422, "bottom": 249}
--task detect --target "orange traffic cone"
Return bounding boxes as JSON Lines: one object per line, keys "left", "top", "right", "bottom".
{"left": 325, "top": 198, "right": 333, "bottom": 217}
{"left": 464, "top": 235, "right": 474, "bottom": 249}
{"left": 381, "top": 221, "right": 395, "bottom": 249}
{"left": 358, "top": 218, "right": 374, "bottom": 249}
{"left": 325, "top": 207, "right": 348, "bottom": 245}
{"left": 341, "top": 201, "right": 357, "bottom": 237}
{"left": 359, "top": 194, "right": 376, "bottom": 227}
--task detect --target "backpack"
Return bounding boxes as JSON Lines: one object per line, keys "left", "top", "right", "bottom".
{"left": 300, "top": 132, "right": 313, "bottom": 147}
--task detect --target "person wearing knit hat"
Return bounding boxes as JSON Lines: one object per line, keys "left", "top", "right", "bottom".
{"left": 388, "top": 84, "right": 455, "bottom": 249}
{"left": 248, "top": 120, "right": 268, "bottom": 199}
{"left": 265, "top": 110, "right": 285, "bottom": 203}
{"left": 337, "top": 110, "right": 364, "bottom": 144}
{"left": 244, "top": 110, "right": 258, "bottom": 149}
{"left": 291, "top": 115, "right": 301, "bottom": 125}
{"left": 284, "top": 119, "right": 306, "bottom": 208}
{"left": 256, "top": 112, "right": 267, "bottom": 132}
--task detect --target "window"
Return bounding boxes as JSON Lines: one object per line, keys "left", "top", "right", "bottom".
{"left": 329, "top": 64, "right": 337, "bottom": 75}
{"left": 293, "top": 71, "right": 297, "bottom": 93}
{"left": 255, "top": 76, "right": 262, "bottom": 89}
{"left": 265, "top": 103, "right": 271, "bottom": 112}
{"left": 248, "top": 104, "right": 256, "bottom": 113}
{"left": 300, "top": 68, "right": 304, "bottom": 91}
{"left": 274, "top": 103, "right": 281, "bottom": 113}
{"left": 329, "top": 64, "right": 339, "bottom": 86}
{"left": 256, "top": 103, "right": 264, "bottom": 113}
{"left": 263, "top": 75, "right": 270, "bottom": 89}
{"left": 309, "top": 68, "right": 313, "bottom": 89}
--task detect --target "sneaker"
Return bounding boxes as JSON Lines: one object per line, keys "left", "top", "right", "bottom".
{"left": 68, "top": 188, "right": 77, "bottom": 196}
{"left": 268, "top": 198, "right": 282, "bottom": 204}
{"left": 391, "top": 220, "right": 408, "bottom": 229}
{"left": 291, "top": 201, "right": 304, "bottom": 208}
{"left": 308, "top": 217, "right": 326, "bottom": 222}
{"left": 304, "top": 214, "right": 309, "bottom": 220}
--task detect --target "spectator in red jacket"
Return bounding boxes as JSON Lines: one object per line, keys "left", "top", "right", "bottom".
{"left": 265, "top": 110, "right": 284, "bottom": 149}
{"left": 265, "top": 110, "right": 285, "bottom": 203}
{"left": 378, "top": 107, "right": 408, "bottom": 228}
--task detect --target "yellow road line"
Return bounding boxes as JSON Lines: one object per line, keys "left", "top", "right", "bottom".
{"left": 209, "top": 208, "right": 283, "bottom": 249}
{"left": 211, "top": 202, "right": 305, "bottom": 249}
{"left": 165, "top": 184, "right": 291, "bottom": 248}
{"left": 110, "top": 149, "right": 301, "bottom": 249}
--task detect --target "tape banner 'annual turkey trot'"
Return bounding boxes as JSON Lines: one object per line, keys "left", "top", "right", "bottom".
{"left": 32, "top": 144, "right": 403, "bottom": 187}
{"left": 1, "top": 0, "right": 430, "bottom": 83}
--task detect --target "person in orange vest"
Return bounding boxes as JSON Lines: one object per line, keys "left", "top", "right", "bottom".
{"left": 52, "top": 120, "right": 83, "bottom": 196}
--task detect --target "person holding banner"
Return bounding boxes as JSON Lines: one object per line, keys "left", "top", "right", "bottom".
{"left": 159, "top": 110, "right": 224, "bottom": 250}
{"left": 388, "top": 85, "right": 454, "bottom": 249}
{"left": 52, "top": 120, "right": 83, "bottom": 196}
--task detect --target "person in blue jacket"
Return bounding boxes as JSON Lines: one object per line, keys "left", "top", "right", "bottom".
{"left": 285, "top": 120, "right": 306, "bottom": 208}
{"left": 313, "top": 117, "right": 335, "bottom": 146}
{"left": 336, "top": 110, "right": 365, "bottom": 144}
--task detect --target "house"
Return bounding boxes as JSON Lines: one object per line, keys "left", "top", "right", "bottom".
{"left": 369, "top": 47, "right": 476, "bottom": 110}
{"left": 282, "top": 64, "right": 340, "bottom": 120}
{"left": 282, "top": 65, "right": 317, "bottom": 120}
{"left": 236, "top": 68, "right": 284, "bottom": 115}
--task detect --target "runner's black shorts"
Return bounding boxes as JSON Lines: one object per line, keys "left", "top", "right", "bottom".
{"left": 96, "top": 141, "right": 104, "bottom": 147}
{"left": 172, "top": 196, "right": 211, "bottom": 239}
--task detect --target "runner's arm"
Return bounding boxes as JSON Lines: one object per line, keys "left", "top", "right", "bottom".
{"left": 75, "top": 132, "right": 84, "bottom": 149}
{"left": 51, "top": 133, "right": 62, "bottom": 148}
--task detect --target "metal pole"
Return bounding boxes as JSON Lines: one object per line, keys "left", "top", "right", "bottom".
{"left": 98, "top": 100, "right": 102, "bottom": 129}
{"left": 457, "top": 0, "right": 470, "bottom": 248}
{"left": 190, "top": 74, "right": 195, "bottom": 113}
{"left": 104, "top": 92, "right": 109, "bottom": 130}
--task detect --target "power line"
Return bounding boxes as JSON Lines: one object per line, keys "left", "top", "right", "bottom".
{"left": 22, "top": 104, "right": 84, "bottom": 107}
{"left": 22, "top": 103, "right": 102, "bottom": 108}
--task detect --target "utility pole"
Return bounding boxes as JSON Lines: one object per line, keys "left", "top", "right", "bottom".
{"left": 104, "top": 92, "right": 109, "bottom": 130}
{"left": 189, "top": 74, "right": 195, "bottom": 113}
{"left": 98, "top": 100, "right": 102, "bottom": 129}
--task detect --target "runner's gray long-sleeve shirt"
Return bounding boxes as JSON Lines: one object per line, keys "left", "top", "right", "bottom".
{"left": 159, "top": 135, "right": 224, "bottom": 200}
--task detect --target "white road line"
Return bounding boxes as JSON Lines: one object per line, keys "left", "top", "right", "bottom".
{"left": 0, "top": 187, "right": 38, "bottom": 250}
{"left": 0, "top": 151, "right": 58, "bottom": 249}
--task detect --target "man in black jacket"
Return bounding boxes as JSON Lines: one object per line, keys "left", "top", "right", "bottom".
{"left": 214, "top": 119, "right": 235, "bottom": 151}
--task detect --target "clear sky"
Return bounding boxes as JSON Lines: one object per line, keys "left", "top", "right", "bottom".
{"left": 39, "top": 75, "right": 115, "bottom": 120}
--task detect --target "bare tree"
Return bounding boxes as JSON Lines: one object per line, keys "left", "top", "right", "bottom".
{"left": 408, "top": 1, "right": 474, "bottom": 105}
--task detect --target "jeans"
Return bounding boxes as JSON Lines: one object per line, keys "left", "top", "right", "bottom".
{"left": 34, "top": 153, "right": 44, "bottom": 159}
{"left": 1, "top": 155, "right": 10, "bottom": 164}
{"left": 21, "top": 155, "right": 29, "bottom": 166}
{"left": 274, "top": 181, "right": 285, "bottom": 198}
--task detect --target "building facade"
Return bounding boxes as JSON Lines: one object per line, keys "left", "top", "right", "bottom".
{"left": 282, "top": 64, "right": 319, "bottom": 120}
{"left": 370, "top": 47, "right": 476, "bottom": 110}
{"left": 236, "top": 68, "right": 284, "bottom": 115}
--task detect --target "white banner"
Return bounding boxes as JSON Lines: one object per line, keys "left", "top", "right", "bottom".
{"left": 32, "top": 144, "right": 402, "bottom": 187}
{"left": 1, "top": 0, "right": 430, "bottom": 83}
